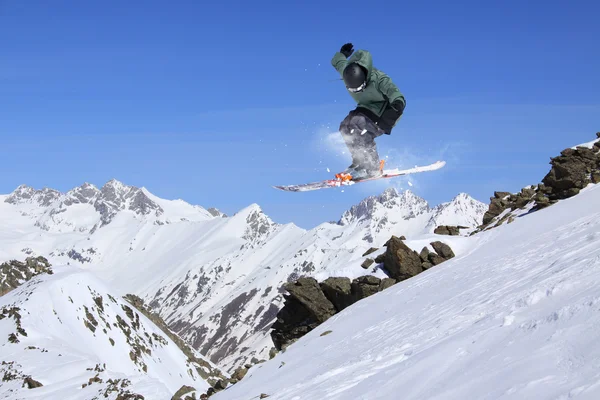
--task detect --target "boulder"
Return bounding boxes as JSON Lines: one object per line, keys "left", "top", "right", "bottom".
{"left": 361, "top": 258, "right": 374, "bottom": 269}
{"left": 433, "top": 225, "right": 460, "bottom": 236}
{"left": 431, "top": 241, "right": 455, "bottom": 260}
{"left": 24, "top": 377, "right": 43, "bottom": 389}
{"left": 542, "top": 145, "right": 600, "bottom": 200}
{"left": 381, "top": 236, "right": 423, "bottom": 281}
{"left": 427, "top": 252, "right": 446, "bottom": 266}
{"left": 284, "top": 277, "right": 336, "bottom": 323}
{"left": 270, "top": 294, "right": 320, "bottom": 350}
{"left": 320, "top": 277, "right": 353, "bottom": 312}
{"left": 231, "top": 366, "right": 249, "bottom": 381}
{"left": 378, "top": 278, "right": 396, "bottom": 291}
{"left": 362, "top": 247, "right": 378, "bottom": 257}
{"left": 351, "top": 276, "right": 381, "bottom": 299}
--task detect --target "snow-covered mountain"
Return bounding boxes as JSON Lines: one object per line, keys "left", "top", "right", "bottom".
{"left": 212, "top": 174, "right": 600, "bottom": 400}
{"left": 0, "top": 264, "right": 219, "bottom": 400}
{"left": 0, "top": 179, "right": 486, "bottom": 374}
{"left": 4, "top": 180, "right": 214, "bottom": 234}
{"left": 337, "top": 188, "right": 487, "bottom": 243}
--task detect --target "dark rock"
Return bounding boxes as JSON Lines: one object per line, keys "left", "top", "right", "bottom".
{"left": 431, "top": 241, "right": 455, "bottom": 260}
{"left": 382, "top": 236, "right": 423, "bottom": 281}
{"left": 592, "top": 172, "right": 600, "bottom": 184}
{"left": 214, "top": 379, "right": 229, "bottom": 391}
{"left": 269, "top": 347, "right": 278, "bottom": 359}
{"left": 270, "top": 294, "right": 319, "bottom": 350}
{"left": 351, "top": 276, "right": 381, "bottom": 299}
{"left": 362, "top": 247, "right": 378, "bottom": 257}
{"left": 428, "top": 252, "right": 446, "bottom": 266}
{"left": 272, "top": 273, "right": 396, "bottom": 351}
{"left": 384, "top": 236, "right": 405, "bottom": 246}
{"left": 232, "top": 366, "right": 248, "bottom": 381}
{"left": 284, "top": 277, "right": 336, "bottom": 323}
{"left": 493, "top": 191, "right": 511, "bottom": 199}
{"left": 419, "top": 247, "right": 430, "bottom": 262}
{"left": 542, "top": 145, "right": 599, "bottom": 199}
{"left": 1, "top": 256, "right": 53, "bottom": 296}
{"left": 378, "top": 278, "right": 396, "bottom": 291}
{"left": 520, "top": 187, "right": 535, "bottom": 198}
{"left": 260, "top": 395, "right": 270, "bottom": 399}
{"left": 434, "top": 225, "right": 460, "bottom": 236}
{"left": 422, "top": 261, "right": 434, "bottom": 270}
{"left": 374, "top": 253, "right": 385, "bottom": 264}
{"left": 320, "top": 277, "right": 353, "bottom": 312}
{"left": 24, "top": 377, "right": 43, "bottom": 389}
{"left": 596, "top": 132, "right": 600, "bottom": 138}
{"left": 271, "top": 276, "right": 340, "bottom": 351}
{"left": 361, "top": 258, "right": 374, "bottom": 269}
{"left": 172, "top": 385, "right": 195, "bottom": 400}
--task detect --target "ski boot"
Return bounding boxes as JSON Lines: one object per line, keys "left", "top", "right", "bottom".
{"left": 349, "top": 160, "right": 385, "bottom": 181}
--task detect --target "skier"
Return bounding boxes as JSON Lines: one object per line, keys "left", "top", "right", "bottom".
{"left": 332, "top": 43, "right": 406, "bottom": 180}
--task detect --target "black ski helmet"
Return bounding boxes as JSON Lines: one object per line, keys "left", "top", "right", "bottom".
{"left": 343, "top": 62, "right": 367, "bottom": 92}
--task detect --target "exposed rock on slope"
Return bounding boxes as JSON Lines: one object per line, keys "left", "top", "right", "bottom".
{"left": 270, "top": 275, "right": 396, "bottom": 351}
{"left": 434, "top": 225, "right": 466, "bottom": 236}
{"left": 271, "top": 236, "right": 456, "bottom": 350}
{"left": 0, "top": 256, "right": 52, "bottom": 296}
{"left": 478, "top": 132, "right": 600, "bottom": 231}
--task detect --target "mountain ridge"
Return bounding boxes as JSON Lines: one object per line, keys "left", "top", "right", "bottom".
{"left": 1, "top": 180, "right": 486, "bottom": 373}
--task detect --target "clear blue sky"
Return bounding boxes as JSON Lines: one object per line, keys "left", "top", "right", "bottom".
{"left": 1, "top": 0, "right": 598, "bottom": 229}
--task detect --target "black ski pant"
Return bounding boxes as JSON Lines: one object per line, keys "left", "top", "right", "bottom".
{"left": 339, "top": 110, "right": 386, "bottom": 171}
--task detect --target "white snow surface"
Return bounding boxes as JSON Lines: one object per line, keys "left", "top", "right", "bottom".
{"left": 0, "top": 266, "right": 210, "bottom": 399}
{"left": 0, "top": 180, "right": 486, "bottom": 372}
{"left": 571, "top": 137, "right": 600, "bottom": 149}
{"left": 212, "top": 182, "right": 600, "bottom": 400}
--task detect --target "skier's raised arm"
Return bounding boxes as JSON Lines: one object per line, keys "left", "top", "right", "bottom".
{"left": 331, "top": 43, "right": 354, "bottom": 75}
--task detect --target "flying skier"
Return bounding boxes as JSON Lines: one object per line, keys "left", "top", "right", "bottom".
{"left": 332, "top": 43, "right": 406, "bottom": 180}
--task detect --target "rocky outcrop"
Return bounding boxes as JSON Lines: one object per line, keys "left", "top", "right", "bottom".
{"left": 478, "top": 133, "right": 600, "bottom": 231}
{"left": 0, "top": 256, "right": 53, "bottom": 296}
{"left": 270, "top": 235, "right": 457, "bottom": 351}
{"left": 434, "top": 225, "right": 466, "bottom": 236}
{"left": 271, "top": 274, "right": 398, "bottom": 351}
{"left": 541, "top": 143, "right": 600, "bottom": 200}
{"left": 380, "top": 236, "right": 423, "bottom": 281}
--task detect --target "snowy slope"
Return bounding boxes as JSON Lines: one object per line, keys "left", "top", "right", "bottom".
{"left": 0, "top": 266, "right": 213, "bottom": 399}
{"left": 0, "top": 180, "right": 486, "bottom": 373}
{"left": 212, "top": 182, "right": 600, "bottom": 400}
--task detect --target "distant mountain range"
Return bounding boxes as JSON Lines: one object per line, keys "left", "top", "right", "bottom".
{"left": 0, "top": 180, "right": 486, "bottom": 373}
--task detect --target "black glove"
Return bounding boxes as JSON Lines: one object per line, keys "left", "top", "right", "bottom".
{"left": 340, "top": 43, "right": 354, "bottom": 58}
{"left": 391, "top": 100, "right": 405, "bottom": 116}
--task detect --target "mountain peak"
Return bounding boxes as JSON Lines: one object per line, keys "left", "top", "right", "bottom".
{"left": 233, "top": 203, "right": 276, "bottom": 243}
{"left": 339, "top": 188, "right": 429, "bottom": 226}
{"left": 5, "top": 184, "right": 61, "bottom": 207}
{"left": 427, "top": 192, "right": 487, "bottom": 231}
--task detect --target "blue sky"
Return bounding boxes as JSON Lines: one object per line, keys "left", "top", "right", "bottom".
{"left": 1, "top": 0, "right": 598, "bottom": 229}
